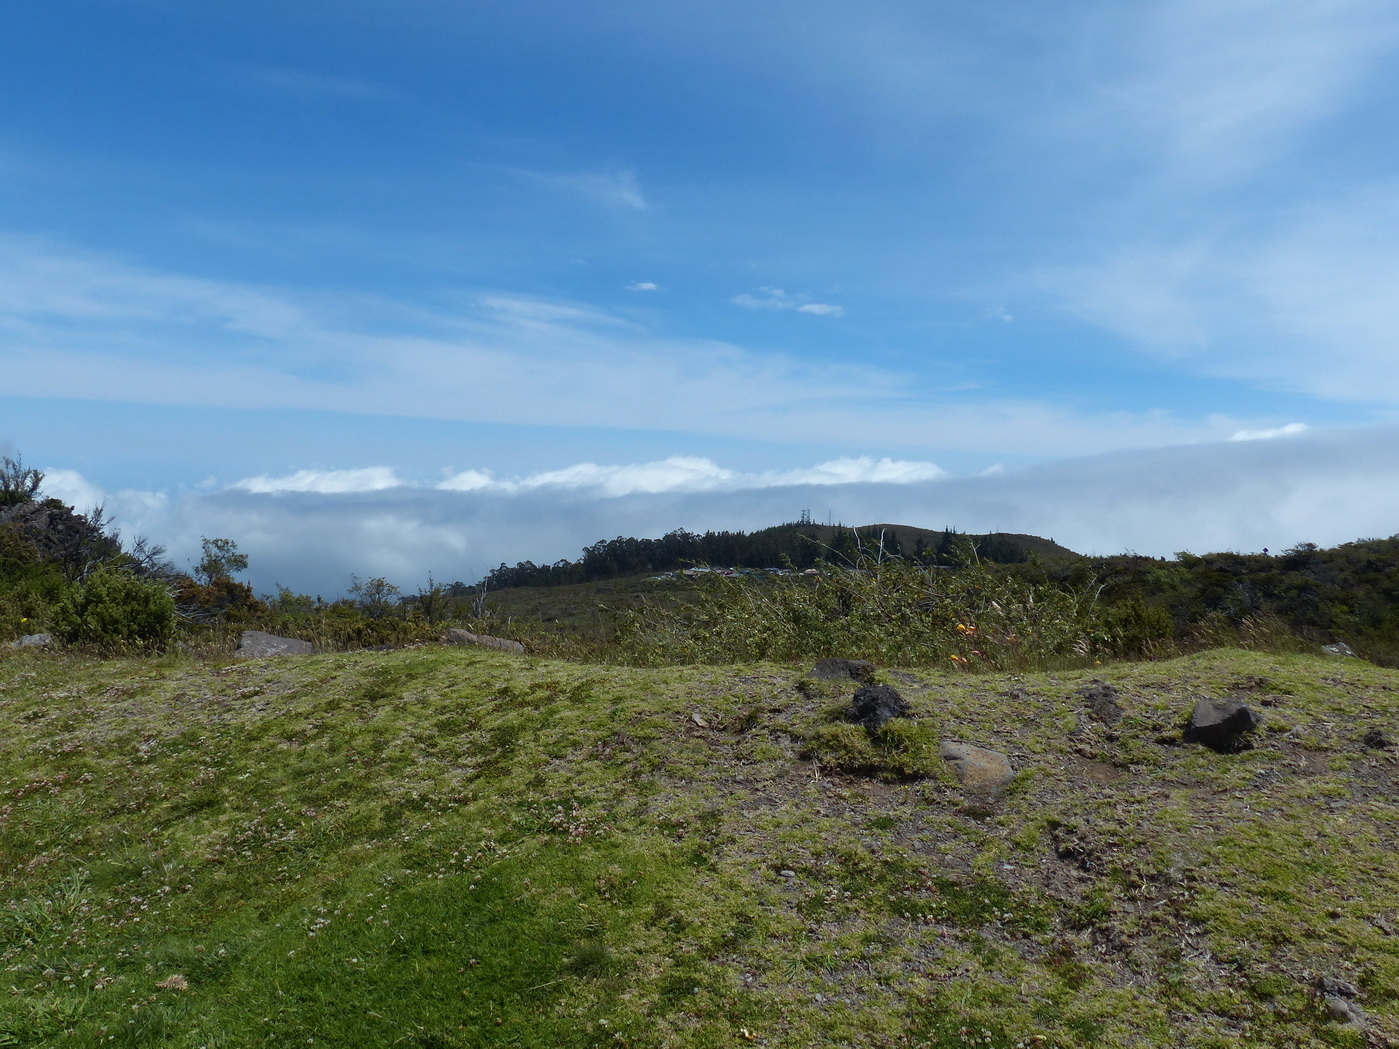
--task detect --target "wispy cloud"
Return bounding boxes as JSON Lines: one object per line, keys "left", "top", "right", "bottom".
{"left": 1037, "top": 183, "right": 1399, "bottom": 403}
{"left": 516, "top": 168, "right": 650, "bottom": 211}
{"left": 626, "top": 281, "right": 658, "bottom": 291}
{"left": 1089, "top": 0, "right": 1399, "bottom": 187}
{"left": 1229, "top": 423, "right": 1307, "bottom": 443}
{"left": 0, "top": 236, "right": 1272, "bottom": 457}
{"left": 731, "top": 287, "right": 844, "bottom": 317}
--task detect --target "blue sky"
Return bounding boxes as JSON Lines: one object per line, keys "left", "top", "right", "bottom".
{"left": 5, "top": 0, "right": 1399, "bottom": 592}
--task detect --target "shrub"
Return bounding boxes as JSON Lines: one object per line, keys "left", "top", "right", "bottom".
{"left": 56, "top": 567, "right": 177, "bottom": 650}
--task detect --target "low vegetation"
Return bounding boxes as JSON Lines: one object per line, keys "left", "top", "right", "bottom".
{"left": 1, "top": 645, "right": 1395, "bottom": 1047}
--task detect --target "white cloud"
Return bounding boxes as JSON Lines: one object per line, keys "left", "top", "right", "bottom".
{"left": 1228, "top": 422, "right": 1307, "bottom": 442}
{"left": 38, "top": 468, "right": 107, "bottom": 513}
{"left": 732, "top": 287, "right": 844, "bottom": 317}
{"left": 626, "top": 281, "right": 658, "bottom": 291}
{"left": 436, "top": 455, "right": 944, "bottom": 497}
{"left": 229, "top": 467, "right": 406, "bottom": 494}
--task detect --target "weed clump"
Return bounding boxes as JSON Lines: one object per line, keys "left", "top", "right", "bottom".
{"left": 802, "top": 719, "right": 944, "bottom": 780}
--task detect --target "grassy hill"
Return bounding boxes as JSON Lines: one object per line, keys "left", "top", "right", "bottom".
{"left": 2, "top": 644, "right": 1396, "bottom": 1047}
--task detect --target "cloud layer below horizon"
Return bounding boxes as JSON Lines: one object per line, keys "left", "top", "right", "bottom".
{"left": 35, "top": 424, "right": 1399, "bottom": 595}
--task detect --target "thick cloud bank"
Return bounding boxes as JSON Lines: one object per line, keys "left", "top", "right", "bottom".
{"left": 38, "top": 426, "right": 1399, "bottom": 595}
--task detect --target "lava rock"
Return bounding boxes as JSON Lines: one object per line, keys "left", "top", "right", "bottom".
{"left": 234, "top": 630, "right": 315, "bottom": 658}
{"left": 848, "top": 683, "right": 908, "bottom": 730}
{"left": 1078, "top": 681, "right": 1124, "bottom": 725}
{"left": 1362, "top": 727, "right": 1392, "bottom": 750}
{"left": 1318, "top": 975, "right": 1360, "bottom": 999}
{"left": 939, "top": 742, "right": 1015, "bottom": 792}
{"left": 1183, "top": 697, "right": 1258, "bottom": 752}
{"left": 809, "top": 658, "right": 877, "bottom": 684}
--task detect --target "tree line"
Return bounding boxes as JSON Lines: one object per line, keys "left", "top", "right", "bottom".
{"left": 478, "top": 522, "right": 1036, "bottom": 590}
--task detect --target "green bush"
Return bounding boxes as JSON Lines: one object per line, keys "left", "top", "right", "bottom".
{"left": 56, "top": 567, "right": 177, "bottom": 650}
{"left": 0, "top": 529, "right": 68, "bottom": 639}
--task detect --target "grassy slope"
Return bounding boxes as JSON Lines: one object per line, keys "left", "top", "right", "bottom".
{"left": 1, "top": 646, "right": 1396, "bottom": 1048}
{"left": 481, "top": 575, "right": 697, "bottom": 637}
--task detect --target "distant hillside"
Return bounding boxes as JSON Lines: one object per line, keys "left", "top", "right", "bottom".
{"left": 478, "top": 521, "right": 1081, "bottom": 591}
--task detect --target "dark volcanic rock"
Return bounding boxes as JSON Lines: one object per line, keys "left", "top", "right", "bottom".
{"left": 1183, "top": 697, "right": 1258, "bottom": 752}
{"left": 809, "top": 658, "right": 877, "bottom": 684}
{"left": 1078, "top": 681, "right": 1124, "bottom": 725}
{"left": 235, "top": 631, "right": 315, "bottom": 659}
{"left": 1318, "top": 976, "right": 1360, "bottom": 999}
{"left": 848, "top": 683, "right": 908, "bottom": 730}
{"left": 1362, "top": 727, "right": 1392, "bottom": 750}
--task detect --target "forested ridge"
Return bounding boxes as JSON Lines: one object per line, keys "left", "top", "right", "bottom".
{"left": 478, "top": 521, "right": 1068, "bottom": 590}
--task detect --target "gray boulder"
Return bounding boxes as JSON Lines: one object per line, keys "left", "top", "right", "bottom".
{"left": 235, "top": 630, "right": 314, "bottom": 658}
{"left": 443, "top": 628, "right": 526, "bottom": 655}
{"left": 939, "top": 742, "right": 1015, "bottom": 792}
{"left": 7, "top": 633, "right": 54, "bottom": 650}
{"left": 848, "top": 683, "right": 908, "bottom": 730}
{"left": 1183, "top": 697, "right": 1258, "bottom": 752}
{"left": 809, "top": 658, "right": 877, "bottom": 684}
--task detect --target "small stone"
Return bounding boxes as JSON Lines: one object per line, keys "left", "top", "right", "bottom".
{"left": 1322, "top": 642, "right": 1357, "bottom": 658}
{"left": 1325, "top": 996, "right": 1365, "bottom": 1024}
{"left": 939, "top": 742, "right": 1015, "bottom": 792}
{"left": 779, "top": 869, "right": 796, "bottom": 879}
{"left": 690, "top": 712, "right": 709, "bottom": 728}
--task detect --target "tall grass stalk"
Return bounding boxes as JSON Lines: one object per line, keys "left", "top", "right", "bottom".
{"left": 614, "top": 553, "right": 1098, "bottom": 669}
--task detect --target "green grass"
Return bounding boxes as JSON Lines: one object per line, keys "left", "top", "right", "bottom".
{"left": 1, "top": 645, "right": 1396, "bottom": 1046}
